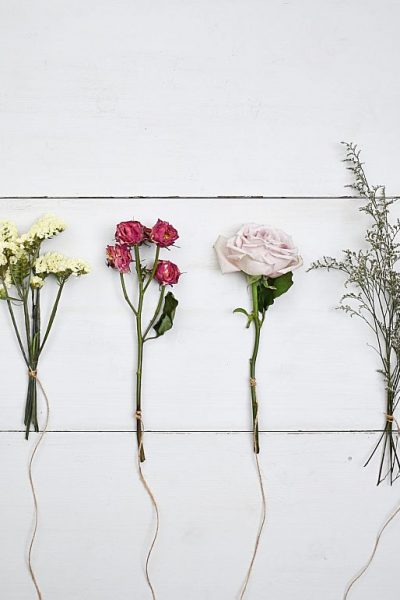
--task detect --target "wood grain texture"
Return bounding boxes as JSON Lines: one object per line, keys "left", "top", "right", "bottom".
{"left": 0, "top": 197, "right": 393, "bottom": 432}
{"left": 0, "top": 0, "right": 400, "bottom": 196}
{"left": 0, "top": 432, "right": 398, "bottom": 600}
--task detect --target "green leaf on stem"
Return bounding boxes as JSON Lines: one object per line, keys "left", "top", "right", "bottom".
{"left": 256, "top": 272, "right": 293, "bottom": 312}
{"left": 153, "top": 291, "right": 178, "bottom": 337}
{"left": 269, "top": 271, "right": 293, "bottom": 299}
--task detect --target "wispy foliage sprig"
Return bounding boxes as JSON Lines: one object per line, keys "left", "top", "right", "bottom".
{"left": 309, "top": 142, "right": 400, "bottom": 485}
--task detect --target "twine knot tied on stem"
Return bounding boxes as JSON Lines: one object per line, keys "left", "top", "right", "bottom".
{"left": 249, "top": 377, "right": 257, "bottom": 388}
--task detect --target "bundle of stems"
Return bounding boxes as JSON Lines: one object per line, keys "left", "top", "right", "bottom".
{"left": 2, "top": 266, "right": 65, "bottom": 438}
{"left": 309, "top": 142, "right": 400, "bottom": 485}
{"left": 119, "top": 245, "right": 178, "bottom": 462}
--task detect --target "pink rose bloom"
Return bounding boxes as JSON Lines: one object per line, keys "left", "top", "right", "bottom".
{"left": 106, "top": 244, "right": 132, "bottom": 273}
{"left": 115, "top": 220, "right": 145, "bottom": 245}
{"left": 154, "top": 260, "right": 181, "bottom": 285}
{"left": 214, "top": 223, "right": 302, "bottom": 277}
{"left": 150, "top": 219, "right": 179, "bottom": 247}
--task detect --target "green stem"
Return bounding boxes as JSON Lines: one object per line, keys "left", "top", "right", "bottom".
{"left": 143, "top": 246, "right": 160, "bottom": 293}
{"left": 143, "top": 286, "right": 165, "bottom": 340}
{"left": 1, "top": 276, "right": 29, "bottom": 366}
{"left": 39, "top": 281, "right": 65, "bottom": 354}
{"left": 134, "top": 246, "right": 145, "bottom": 462}
{"left": 249, "top": 281, "right": 261, "bottom": 454}
{"left": 120, "top": 273, "right": 137, "bottom": 315}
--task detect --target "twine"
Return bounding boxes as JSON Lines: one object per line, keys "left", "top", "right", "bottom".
{"left": 343, "top": 412, "right": 400, "bottom": 599}
{"left": 134, "top": 411, "right": 159, "bottom": 600}
{"left": 27, "top": 368, "right": 50, "bottom": 600}
{"left": 239, "top": 399, "right": 266, "bottom": 599}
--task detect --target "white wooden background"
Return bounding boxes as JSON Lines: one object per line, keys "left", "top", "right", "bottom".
{"left": 1, "top": 2, "right": 400, "bottom": 599}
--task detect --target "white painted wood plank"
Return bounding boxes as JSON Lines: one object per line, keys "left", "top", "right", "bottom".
{"left": 1, "top": 0, "right": 400, "bottom": 196}
{"left": 0, "top": 197, "right": 393, "bottom": 432}
{"left": 0, "top": 431, "right": 398, "bottom": 599}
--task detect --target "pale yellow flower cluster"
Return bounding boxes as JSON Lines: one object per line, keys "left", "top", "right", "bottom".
{"left": 0, "top": 215, "right": 89, "bottom": 297}
{"left": 30, "top": 275, "right": 45, "bottom": 289}
{"left": 0, "top": 221, "right": 18, "bottom": 242}
{"left": 20, "top": 214, "right": 66, "bottom": 246}
{"left": 35, "top": 252, "right": 90, "bottom": 278}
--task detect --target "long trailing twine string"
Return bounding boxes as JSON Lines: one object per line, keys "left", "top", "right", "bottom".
{"left": 343, "top": 413, "right": 400, "bottom": 599}
{"left": 239, "top": 378, "right": 267, "bottom": 600}
{"left": 134, "top": 410, "right": 159, "bottom": 600}
{"left": 27, "top": 368, "right": 50, "bottom": 600}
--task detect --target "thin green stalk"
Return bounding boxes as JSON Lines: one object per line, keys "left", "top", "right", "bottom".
{"left": 39, "top": 281, "right": 65, "bottom": 354}
{"left": 134, "top": 246, "right": 146, "bottom": 462}
{"left": 249, "top": 281, "right": 261, "bottom": 454}
{"left": 120, "top": 273, "right": 137, "bottom": 315}
{"left": 143, "top": 246, "right": 160, "bottom": 293}
{"left": 143, "top": 286, "right": 165, "bottom": 340}
{"left": 1, "top": 276, "right": 29, "bottom": 367}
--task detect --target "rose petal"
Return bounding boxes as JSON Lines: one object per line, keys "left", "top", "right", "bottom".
{"left": 214, "top": 235, "right": 241, "bottom": 273}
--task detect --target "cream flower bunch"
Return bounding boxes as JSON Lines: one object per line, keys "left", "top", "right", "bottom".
{"left": 20, "top": 214, "right": 66, "bottom": 247}
{"left": 0, "top": 214, "right": 89, "bottom": 438}
{"left": 35, "top": 252, "right": 90, "bottom": 279}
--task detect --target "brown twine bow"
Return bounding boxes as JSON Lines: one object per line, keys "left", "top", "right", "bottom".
{"left": 134, "top": 411, "right": 159, "bottom": 600}
{"left": 27, "top": 368, "right": 50, "bottom": 600}
{"left": 239, "top": 392, "right": 266, "bottom": 600}
{"left": 343, "top": 412, "right": 400, "bottom": 599}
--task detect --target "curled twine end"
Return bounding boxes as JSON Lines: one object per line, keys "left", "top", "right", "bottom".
{"left": 26, "top": 368, "right": 49, "bottom": 600}
{"left": 343, "top": 412, "right": 400, "bottom": 599}
{"left": 132, "top": 409, "right": 158, "bottom": 600}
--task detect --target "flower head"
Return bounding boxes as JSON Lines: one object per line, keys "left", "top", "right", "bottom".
{"left": 35, "top": 252, "right": 90, "bottom": 279}
{"left": 0, "top": 221, "right": 18, "bottom": 242}
{"left": 214, "top": 223, "right": 302, "bottom": 277}
{"left": 106, "top": 244, "right": 132, "bottom": 273}
{"left": 115, "top": 221, "right": 145, "bottom": 246}
{"left": 30, "top": 275, "right": 45, "bottom": 289}
{"left": 150, "top": 219, "right": 179, "bottom": 248}
{"left": 154, "top": 260, "right": 181, "bottom": 285}
{"left": 21, "top": 214, "right": 66, "bottom": 247}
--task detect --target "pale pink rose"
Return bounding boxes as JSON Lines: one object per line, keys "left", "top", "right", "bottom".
{"left": 214, "top": 223, "right": 302, "bottom": 278}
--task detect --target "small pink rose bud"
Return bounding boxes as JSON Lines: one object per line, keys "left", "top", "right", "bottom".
{"left": 106, "top": 244, "right": 132, "bottom": 273}
{"left": 115, "top": 220, "right": 145, "bottom": 246}
{"left": 150, "top": 219, "right": 179, "bottom": 247}
{"left": 154, "top": 260, "right": 181, "bottom": 285}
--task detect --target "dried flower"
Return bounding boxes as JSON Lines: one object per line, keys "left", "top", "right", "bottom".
{"left": 154, "top": 260, "right": 181, "bottom": 285}
{"left": 106, "top": 244, "right": 132, "bottom": 273}
{"left": 115, "top": 220, "right": 145, "bottom": 246}
{"left": 309, "top": 142, "right": 400, "bottom": 485}
{"left": 150, "top": 219, "right": 179, "bottom": 247}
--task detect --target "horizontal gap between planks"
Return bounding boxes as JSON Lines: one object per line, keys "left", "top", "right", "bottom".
{"left": 0, "top": 195, "right": 398, "bottom": 200}
{"left": 0, "top": 429, "right": 388, "bottom": 434}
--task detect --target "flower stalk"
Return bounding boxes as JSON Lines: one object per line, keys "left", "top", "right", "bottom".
{"left": 0, "top": 214, "right": 90, "bottom": 438}
{"left": 108, "top": 219, "right": 181, "bottom": 463}
{"left": 249, "top": 281, "right": 261, "bottom": 454}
